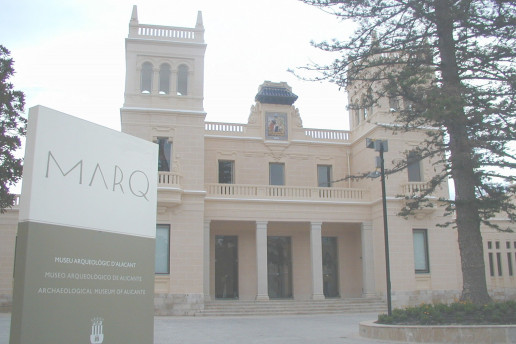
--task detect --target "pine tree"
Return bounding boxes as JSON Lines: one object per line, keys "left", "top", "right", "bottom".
{"left": 0, "top": 45, "right": 26, "bottom": 212}
{"left": 297, "top": 0, "right": 515, "bottom": 304}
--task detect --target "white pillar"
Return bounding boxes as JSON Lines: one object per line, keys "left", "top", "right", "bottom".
{"left": 203, "top": 220, "right": 211, "bottom": 301}
{"left": 255, "top": 221, "right": 269, "bottom": 301}
{"left": 310, "top": 222, "right": 325, "bottom": 300}
{"left": 361, "top": 222, "right": 376, "bottom": 297}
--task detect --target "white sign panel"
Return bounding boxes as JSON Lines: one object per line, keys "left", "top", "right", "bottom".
{"left": 19, "top": 106, "right": 157, "bottom": 237}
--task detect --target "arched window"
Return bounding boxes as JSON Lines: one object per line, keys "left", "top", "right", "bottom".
{"left": 159, "top": 64, "right": 171, "bottom": 94}
{"left": 177, "top": 64, "right": 188, "bottom": 96}
{"left": 141, "top": 62, "right": 153, "bottom": 94}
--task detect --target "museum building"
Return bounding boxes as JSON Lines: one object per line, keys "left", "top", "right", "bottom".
{"left": 0, "top": 6, "right": 515, "bottom": 315}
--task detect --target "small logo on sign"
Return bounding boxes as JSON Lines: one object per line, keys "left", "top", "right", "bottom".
{"left": 90, "top": 317, "right": 104, "bottom": 344}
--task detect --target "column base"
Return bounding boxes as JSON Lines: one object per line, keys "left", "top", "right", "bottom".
{"left": 312, "top": 293, "right": 325, "bottom": 301}
{"left": 255, "top": 294, "right": 270, "bottom": 301}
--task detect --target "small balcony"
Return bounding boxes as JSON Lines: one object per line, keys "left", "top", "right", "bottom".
{"left": 401, "top": 182, "right": 432, "bottom": 197}
{"left": 205, "top": 184, "right": 369, "bottom": 202}
{"left": 157, "top": 171, "right": 182, "bottom": 206}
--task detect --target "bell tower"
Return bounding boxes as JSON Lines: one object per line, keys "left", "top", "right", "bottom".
{"left": 120, "top": 6, "right": 208, "bottom": 314}
{"left": 121, "top": 6, "right": 206, "bottom": 114}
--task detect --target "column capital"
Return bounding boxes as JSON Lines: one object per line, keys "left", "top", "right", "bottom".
{"left": 361, "top": 221, "right": 373, "bottom": 231}
{"left": 256, "top": 221, "right": 268, "bottom": 230}
{"left": 310, "top": 221, "right": 323, "bottom": 229}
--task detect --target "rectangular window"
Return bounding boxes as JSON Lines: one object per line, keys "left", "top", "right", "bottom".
{"left": 269, "top": 163, "right": 285, "bottom": 186}
{"left": 407, "top": 151, "right": 422, "bottom": 182}
{"left": 155, "top": 224, "right": 170, "bottom": 274}
{"left": 497, "top": 252, "right": 503, "bottom": 276}
{"left": 413, "top": 229, "right": 429, "bottom": 273}
{"left": 489, "top": 252, "right": 494, "bottom": 276}
{"left": 218, "top": 160, "right": 234, "bottom": 184}
{"left": 508, "top": 252, "right": 513, "bottom": 276}
{"left": 317, "top": 165, "right": 332, "bottom": 187}
{"left": 157, "top": 138, "right": 172, "bottom": 172}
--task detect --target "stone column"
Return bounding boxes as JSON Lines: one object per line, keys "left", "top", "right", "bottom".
{"left": 203, "top": 220, "right": 211, "bottom": 301}
{"left": 310, "top": 222, "right": 325, "bottom": 300}
{"left": 152, "top": 68, "right": 159, "bottom": 94}
{"left": 361, "top": 222, "right": 376, "bottom": 297}
{"left": 255, "top": 221, "right": 269, "bottom": 301}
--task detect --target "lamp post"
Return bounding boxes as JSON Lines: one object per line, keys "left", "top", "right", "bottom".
{"left": 366, "top": 138, "right": 392, "bottom": 316}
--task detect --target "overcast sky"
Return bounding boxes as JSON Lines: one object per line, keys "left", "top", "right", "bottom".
{"left": 2, "top": 0, "right": 354, "bottom": 131}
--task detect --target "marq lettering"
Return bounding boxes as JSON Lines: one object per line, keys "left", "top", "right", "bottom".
{"left": 45, "top": 151, "right": 150, "bottom": 200}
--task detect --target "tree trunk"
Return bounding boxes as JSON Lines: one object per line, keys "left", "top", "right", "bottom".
{"left": 434, "top": 0, "right": 491, "bottom": 304}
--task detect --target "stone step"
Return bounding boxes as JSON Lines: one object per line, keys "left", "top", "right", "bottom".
{"left": 196, "top": 298, "right": 387, "bottom": 316}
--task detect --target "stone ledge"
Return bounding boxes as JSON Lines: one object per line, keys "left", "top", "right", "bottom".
{"left": 359, "top": 320, "right": 516, "bottom": 344}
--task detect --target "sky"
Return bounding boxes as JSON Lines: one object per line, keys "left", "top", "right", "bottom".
{"left": 1, "top": 0, "right": 354, "bottom": 132}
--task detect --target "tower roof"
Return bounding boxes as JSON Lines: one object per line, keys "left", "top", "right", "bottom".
{"left": 255, "top": 81, "right": 298, "bottom": 105}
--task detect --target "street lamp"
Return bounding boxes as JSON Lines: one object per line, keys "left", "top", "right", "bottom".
{"left": 366, "top": 138, "right": 392, "bottom": 316}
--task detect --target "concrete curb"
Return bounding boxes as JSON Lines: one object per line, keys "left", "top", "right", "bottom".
{"left": 359, "top": 320, "right": 516, "bottom": 343}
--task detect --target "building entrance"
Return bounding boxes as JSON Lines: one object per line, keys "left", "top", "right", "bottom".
{"left": 215, "top": 235, "right": 238, "bottom": 299}
{"left": 267, "top": 236, "right": 292, "bottom": 298}
{"left": 322, "top": 236, "right": 339, "bottom": 297}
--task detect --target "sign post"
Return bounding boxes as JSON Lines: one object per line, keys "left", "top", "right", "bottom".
{"left": 10, "top": 106, "right": 157, "bottom": 343}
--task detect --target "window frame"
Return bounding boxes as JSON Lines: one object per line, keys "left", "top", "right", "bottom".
{"left": 218, "top": 160, "right": 235, "bottom": 184}
{"left": 177, "top": 64, "right": 188, "bottom": 96}
{"left": 141, "top": 62, "right": 153, "bottom": 94}
{"left": 317, "top": 165, "right": 333, "bottom": 187}
{"left": 407, "top": 151, "right": 423, "bottom": 182}
{"left": 159, "top": 63, "right": 171, "bottom": 95}
{"left": 413, "top": 228, "right": 430, "bottom": 274}
{"left": 269, "top": 162, "right": 285, "bottom": 186}
{"left": 155, "top": 224, "right": 170, "bottom": 274}
{"left": 157, "top": 137, "right": 172, "bottom": 172}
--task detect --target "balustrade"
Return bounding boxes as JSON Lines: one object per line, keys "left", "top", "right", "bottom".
{"left": 304, "top": 128, "right": 350, "bottom": 141}
{"left": 158, "top": 171, "right": 181, "bottom": 187}
{"left": 131, "top": 24, "right": 203, "bottom": 42}
{"left": 206, "top": 183, "right": 367, "bottom": 202}
{"left": 402, "top": 182, "right": 430, "bottom": 195}
{"left": 205, "top": 122, "right": 245, "bottom": 133}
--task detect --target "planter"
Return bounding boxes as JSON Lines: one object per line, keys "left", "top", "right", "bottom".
{"left": 359, "top": 320, "right": 516, "bottom": 343}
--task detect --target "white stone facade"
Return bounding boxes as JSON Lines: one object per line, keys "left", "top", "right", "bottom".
{"left": 0, "top": 6, "right": 515, "bottom": 315}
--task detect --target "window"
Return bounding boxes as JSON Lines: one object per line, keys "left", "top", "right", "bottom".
{"left": 155, "top": 224, "right": 170, "bottom": 274}
{"left": 218, "top": 160, "right": 234, "bottom": 184}
{"left": 269, "top": 163, "right": 285, "bottom": 185}
{"left": 489, "top": 252, "right": 495, "bottom": 276}
{"left": 389, "top": 96, "right": 399, "bottom": 112}
{"left": 157, "top": 138, "right": 172, "bottom": 172}
{"left": 177, "top": 64, "right": 188, "bottom": 95}
{"left": 317, "top": 165, "right": 332, "bottom": 187}
{"left": 413, "top": 229, "right": 429, "bottom": 273}
{"left": 141, "top": 62, "right": 153, "bottom": 94}
{"left": 159, "top": 63, "right": 171, "bottom": 94}
{"left": 407, "top": 151, "right": 422, "bottom": 182}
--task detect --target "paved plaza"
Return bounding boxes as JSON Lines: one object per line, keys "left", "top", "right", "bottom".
{"left": 0, "top": 312, "right": 408, "bottom": 344}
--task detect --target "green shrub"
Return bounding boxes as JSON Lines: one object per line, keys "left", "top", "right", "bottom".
{"left": 376, "top": 301, "right": 516, "bottom": 325}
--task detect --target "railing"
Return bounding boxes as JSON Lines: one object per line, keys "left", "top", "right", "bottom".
{"left": 131, "top": 24, "right": 204, "bottom": 43}
{"left": 158, "top": 172, "right": 181, "bottom": 187}
{"left": 401, "top": 182, "right": 431, "bottom": 196}
{"left": 206, "top": 183, "right": 368, "bottom": 202}
{"left": 205, "top": 122, "right": 245, "bottom": 134}
{"left": 304, "top": 128, "right": 350, "bottom": 141}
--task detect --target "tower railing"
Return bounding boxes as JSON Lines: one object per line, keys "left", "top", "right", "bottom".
{"left": 130, "top": 23, "right": 204, "bottom": 43}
